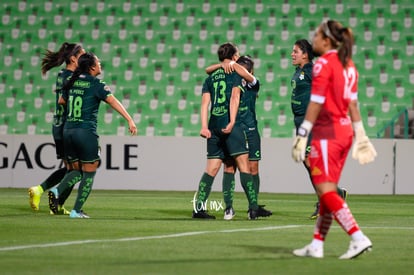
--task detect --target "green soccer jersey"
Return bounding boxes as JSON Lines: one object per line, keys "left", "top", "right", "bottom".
{"left": 54, "top": 69, "right": 72, "bottom": 127}
{"left": 202, "top": 68, "right": 243, "bottom": 130}
{"left": 237, "top": 78, "right": 260, "bottom": 129}
{"left": 291, "top": 62, "right": 313, "bottom": 128}
{"left": 63, "top": 74, "right": 112, "bottom": 133}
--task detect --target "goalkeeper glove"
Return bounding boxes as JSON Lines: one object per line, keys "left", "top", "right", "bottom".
{"left": 351, "top": 121, "right": 377, "bottom": 165}
{"left": 292, "top": 120, "right": 313, "bottom": 162}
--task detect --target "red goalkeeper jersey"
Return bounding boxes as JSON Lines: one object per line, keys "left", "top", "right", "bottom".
{"left": 310, "top": 50, "right": 358, "bottom": 140}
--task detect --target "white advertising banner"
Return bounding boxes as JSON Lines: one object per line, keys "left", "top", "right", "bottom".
{"left": 0, "top": 135, "right": 413, "bottom": 194}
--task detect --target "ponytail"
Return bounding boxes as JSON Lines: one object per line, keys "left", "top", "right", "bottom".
{"left": 41, "top": 42, "right": 83, "bottom": 75}
{"left": 321, "top": 20, "right": 354, "bottom": 67}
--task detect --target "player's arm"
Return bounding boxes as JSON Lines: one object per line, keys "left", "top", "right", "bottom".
{"left": 222, "top": 86, "right": 241, "bottom": 134}
{"left": 200, "top": 92, "right": 211, "bottom": 138}
{"left": 105, "top": 95, "right": 137, "bottom": 136}
{"left": 205, "top": 63, "right": 222, "bottom": 74}
{"left": 232, "top": 63, "right": 255, "bottom": 83}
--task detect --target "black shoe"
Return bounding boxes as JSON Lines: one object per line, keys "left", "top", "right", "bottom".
{"left": 248, "top": 209, "right": 258, "bottom": 220}
{"left": 309, "top": 201, "right": 320, "bottom": 220}
{"left": 340, "top": 188, "right": 348, "bottom": 200}
{"left": 48, "top": 189, "right": 59, "bottom": 215}
{"left": 192, "top": 210, "right": 216, "bottom": 219}
{"left": 257, "top": 205, "right": 272, "bottom": 217}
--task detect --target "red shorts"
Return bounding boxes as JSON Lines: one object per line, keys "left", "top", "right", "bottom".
{"left": 308, "top": 135, "right": 353, "bottom": 184}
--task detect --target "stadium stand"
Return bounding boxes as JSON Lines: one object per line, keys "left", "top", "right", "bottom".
{"left": 0, "top": 0, "right": 413, "bottom": 137}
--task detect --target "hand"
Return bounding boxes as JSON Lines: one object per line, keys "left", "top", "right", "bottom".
{"left": 200, "top": 128, "right": 211, "bottom": 139}
{"left": 292, "top": 135, "right": 308, "bottom": 162}
{"left": 222, "top": 122, "right": 235, "bottom": 134}
{"left": 352, "top": 135, "right": 377, "bottom": 165}
{"left": 222, "top": 60, "right": 235, "bottom": 74}
{"left": 292, "top": 120, "right": 312, "bottom": 162}
{"left": 128, "top": 120, "right": 137, "bottom": 136}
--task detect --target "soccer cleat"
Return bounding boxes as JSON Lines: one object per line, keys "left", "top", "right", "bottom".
{"left": 310, "top": 202, "right": 320, "bottom": 219}
{"left": 223, "top": 207, "right": 235, "bottom": 220}
{"left": 257, "top": 205, "right": 272, "bottom": 217}
{"left": 192, "top": 210, "right": 216, "bottom": 219}
{"left": 28, "top": 185, "right": 43, "bottom": 211}
{"left": 339, "top": 236, "right": 372, "bottom": 259}
{"left": 50, "top": 205, "right": 71, "bottom": 215}
{"left": 293, "top": 244, "right": 324, "bottom": 258}
{"left": 69, "top": 210, "right": 90, "bottom": 219}
{"left": 247, "top": 209, "right": 258, "bottom": 220}
{"left": 48, "top": 188, "right": 59, "bottom": 215}
{"left": 341, "top": 188, "right": 348, "bottom": 200}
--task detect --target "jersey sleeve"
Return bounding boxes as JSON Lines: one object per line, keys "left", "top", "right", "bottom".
{"left": 95, "top": 79, "right": 112, "bottom": 100}
{"left": 201, "top": 77, "right": 211, "bottom": 95}
{"left": 310, "top": 57, "right": 330, "bottom": 104}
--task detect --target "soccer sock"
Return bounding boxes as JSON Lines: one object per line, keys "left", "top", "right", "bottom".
{"left": 222, "top": 172, "right": 235, "bottom": 209}
{"left": 320, "top": 191, "right": 360, "bottom": 236}
{"left": 40, "top": 167, "right": 67, "bottom": 191}
{"left": 240, "top": 172, "right": 258, "bottom": 210}
{"left": 313, "top": 202, "right": 333, "bottom": 242}
{"left": 195, "top": 173, "right": 214, "bottom": 211}
{"left": 56, "top": 170, "right": 82, "bottom": 197}
{"left": 73, "top": 171, "right": 96, "bottom": 212}
{"left": 252, "top": 173, "right": 260, "bottom": 197}
{"left": 58, "top": 170, "right": 79, "bottom": 205}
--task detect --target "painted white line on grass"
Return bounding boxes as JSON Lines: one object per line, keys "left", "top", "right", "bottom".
{"left": 0, "top": 225, "right": 299, "bottom": 252}
{"left": 1, "top": 225, "right": 413, "bottom": 252}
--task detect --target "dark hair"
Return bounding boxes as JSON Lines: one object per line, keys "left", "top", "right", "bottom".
{"left": 217, "top": 42, "right": 238, "bottom": 62}
{"left": 320, "top": 20, "right": 354, "bottom": 67}
{"left": 294, "top": 39, "right": 314, "bottom": 61}
{"left": 62, "top": 52, "right": 97, "bottom": 91}
{"left": 41, "top": 42, "right": 83, "bottom": 75}
{"left": 237, "top": 55, "right": 254, "bottom": 73}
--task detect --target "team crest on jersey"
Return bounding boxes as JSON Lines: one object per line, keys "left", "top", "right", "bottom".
{"left": 241, "top": 78, "right": 247, "bottom": 87}
{"left": 299, "top": 71, "right": 305, "bottom": 80}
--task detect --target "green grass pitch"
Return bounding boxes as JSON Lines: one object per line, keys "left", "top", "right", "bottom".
{"left": 1, "top": 188, "right": 413, "bottom": 274}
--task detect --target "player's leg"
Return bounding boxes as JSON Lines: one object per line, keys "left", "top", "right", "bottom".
{"left": 28, "top": 167, "right": 67, "bottom": 211}
{"left": 222, "top": 159, "right": 236, "bottom": 220}
{"left": 28, "top": 138, "right": 67, "bottom": 211}
{"left": 68, "top": 129, "right": 101, "bottom": 218}
{"left": 193, "top": 158, "right": 222, "bottom": 219}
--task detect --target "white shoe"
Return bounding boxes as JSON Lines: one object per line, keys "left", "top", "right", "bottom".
{"left": 339, "top": 236, "right": 372, "bottom": 259}
{"left": 223, "top": 207, "right": 235, "bottom": 220}
{"left": 293, "top": 244, "right": 323, "bottom": 258}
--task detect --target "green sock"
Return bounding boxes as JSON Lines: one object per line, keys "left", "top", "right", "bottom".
{"left": 240, "top": 172, "right": 258, "bottom": 210}
{"left": 40, "top": 168, "right": 67, "bottom": 191}
{"left": 252, "top": 174, "right": 260, "bottom": 198}
{"left": 195, "top": 173, "right": 214, "bottom": 211}
{"left": 56, "top": 170, "right": 82, "bottom": 197}
{"left": 73, "top": 171, "right": 96, "bottom": 212}
{"left": 222, "top": 172, "right": 235, "bottom": 209}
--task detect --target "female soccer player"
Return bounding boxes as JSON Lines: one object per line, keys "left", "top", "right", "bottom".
{"left": 48, "top": 52, "right": 137, "bottom": 218}
{"left": 290, "top": 39, "right": 347, "bottom": 219}
{"left": 28, "top": 42, "right": 85, "bottom": 214}
{"left": 205, "top": 55, "right": 272, "bottom": 220}
{"left": 291, "top": 20, "right": 377, "bottom": 259}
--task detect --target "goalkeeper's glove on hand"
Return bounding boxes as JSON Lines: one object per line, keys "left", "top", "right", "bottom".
{"left": 352, "top": 121, "right": 377, "bottom": 165}
{"left": 292, "top": 120, "right": 313, "bottom": 162}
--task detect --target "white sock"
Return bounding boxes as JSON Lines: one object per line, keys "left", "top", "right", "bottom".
{"left": 351, "top": 230, "right": 365, "bottom": 241}
{"left": 310, "top": 239, "right": 324, "bottom": 249}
